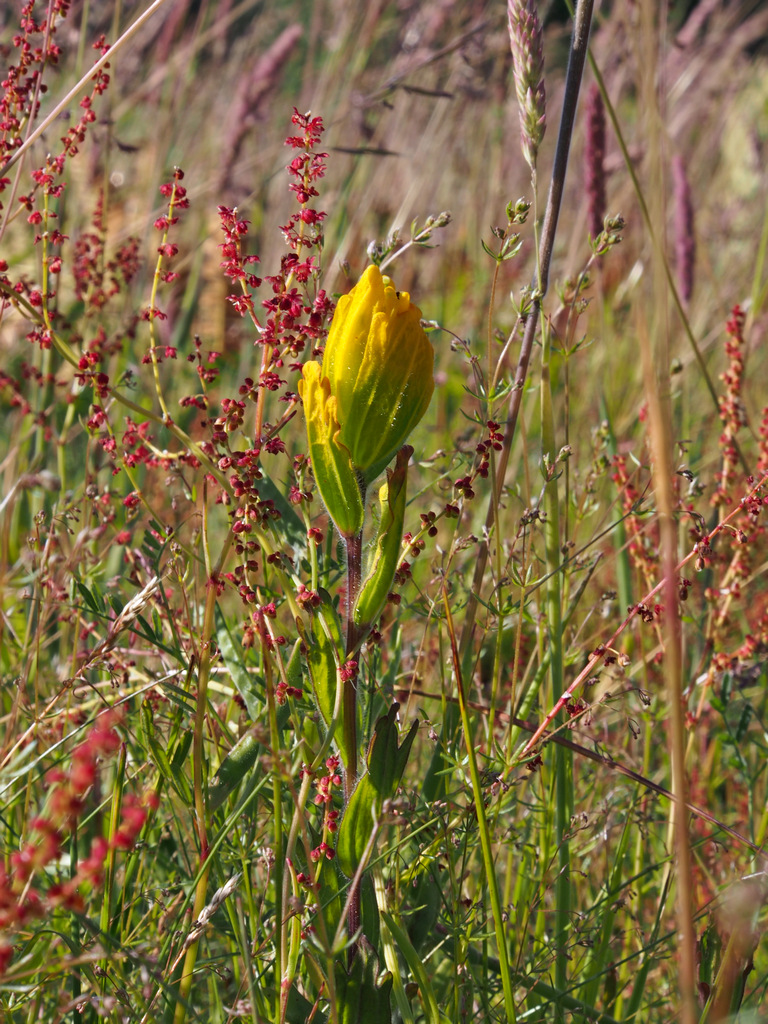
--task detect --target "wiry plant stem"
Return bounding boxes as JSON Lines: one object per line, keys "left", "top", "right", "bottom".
{"left": 460, "top": 0, "right": 595, "bottom": 660}
{"left": 522, "top": 473, "right": 768, "bottom": 755}
{"left": 637, "top": 0, "right": 697, "bottom": 1008}
{"left": 444, "top": 589, "right": 517, "bottom": 1023}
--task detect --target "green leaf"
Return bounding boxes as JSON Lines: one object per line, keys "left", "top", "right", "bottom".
{"left": 380, "top": 912, "right": 446, "bottom": 1024}
{"left": 284, "top": 986, "right": 314, "bottom": 1024}
{"left": 132, "top": 613, "right": 177, "bottom": 657}
{"left": 141, "top": 524, "right": 163, "bottom": 559}
{"left": 74, "top": 578, "right": 105, "bottom": 615}
{"left": 366, "top": 703, "right": 418, "bottom": 799}
{"left": 336, "top": 704, "right": 417, "bottom": 877}
{"left": 336, "top": 773, "right": 378, "bottom": 879}
{"left": 141, "top": 701, "right": 191, "bottom": 802}
{"left": 306, "top": 595, "right": 344, "bottom": 729}
{"left": 331, "top": 938, "right": 392, "bottom": 1024}
{"left": 155, "top": 678, "right": 195, "bottom": 715}
{"left": 170, "top": 730, "right": 193, "bottom": 772}
{"left": 306, "top": 624, "right": 337, "bottom": 729}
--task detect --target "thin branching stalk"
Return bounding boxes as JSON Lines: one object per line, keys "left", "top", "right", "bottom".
{"left": 521, "top": 473, "right": 768, "bottom": 753}
{"left": 98, "top": 742, "right": 127, "bottom": 986}
{"left": 172, "top": 526, "right": 235, "bottom": 1024}
{"left": 408, "top": 686, "right": 760, "bottom": 854}
{"left": 460, "top": 0, "right": 595, "bottom": 659}
{"left": 0, "top": 0, "right": 175, "bottom": 179}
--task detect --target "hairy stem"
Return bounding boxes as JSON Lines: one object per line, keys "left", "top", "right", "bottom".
{"left": 343, "top": 522, "right": 365, "bottom": 948}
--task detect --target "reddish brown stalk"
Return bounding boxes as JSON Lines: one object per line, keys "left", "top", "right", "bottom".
{"left": 672, "top": 154, "right": 695, "bottom": 306}
{"left": 639, "top": 305, "right": 696, "bottom": 1022}
{"left": 584, "top": 82, "right": 606, "bottom": 239}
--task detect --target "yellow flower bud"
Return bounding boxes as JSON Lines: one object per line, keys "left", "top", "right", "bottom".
{"left": 319, "top": 265, "right": 434, "bottom": 485}
{"left": 300, "top": 265, "right": 434, "bottom": 537}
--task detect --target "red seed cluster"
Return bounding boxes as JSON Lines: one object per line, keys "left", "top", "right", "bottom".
{"left": 584, "top": 84, "right": 606, "bottom": 241}
{"left": 207, "top": 112, "right": 341, "bottom": 641}
{"left": 1, "top": 9, "right": 116, "bottom": 349}
{"left": 73, "top": 193, "right": 140, "bottom": 310}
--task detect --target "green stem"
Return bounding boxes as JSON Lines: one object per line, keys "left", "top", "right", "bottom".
{"left": 541, "top": 338, "right": 572, "bottom": 1021}
{"left": 99, "top": 742, "right": 127, "bottom": 986}
{"left": 443, "top": 590, "right": 517, "bottom": 1023}
{"left": 69, "top": 828, "right": 81, "bottom": 1023}
{"left": 267, "top": 659, "right": 286, "bottom": 1023}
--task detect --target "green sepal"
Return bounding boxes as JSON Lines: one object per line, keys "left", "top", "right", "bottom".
{"left": 353, "top": 445, "right": 411, "bottom": 629}
{"left": 207, "top": 729, "right": 261, "bottom": 811}
{"left": 300, "top": 361, "right": 365, "bottom": 539}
